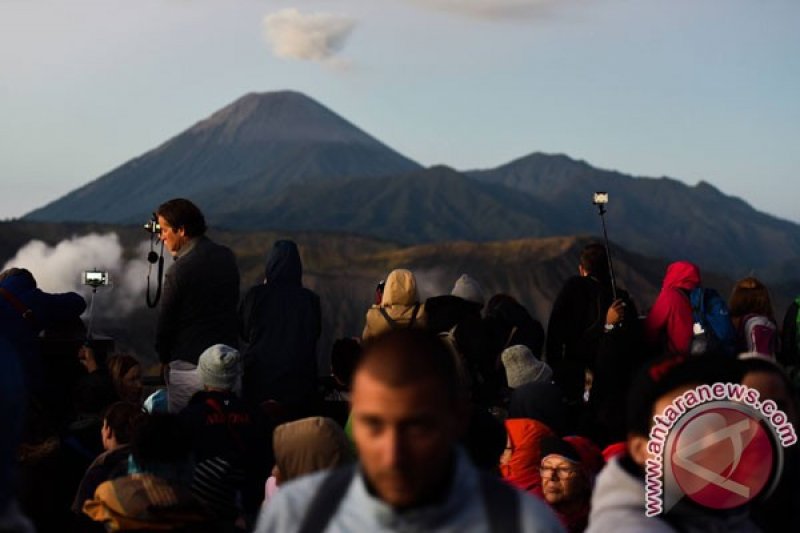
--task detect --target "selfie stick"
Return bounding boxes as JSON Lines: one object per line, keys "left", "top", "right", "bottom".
{"left": 594, "top": 194, "right": 618, "bottom": 300}
{"left": 87, "top": 285, "right": 97, "bottom": 341}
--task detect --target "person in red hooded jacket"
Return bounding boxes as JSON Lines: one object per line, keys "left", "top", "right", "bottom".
{"left": 644, "top": 261, "right": 701, "bottom": 357}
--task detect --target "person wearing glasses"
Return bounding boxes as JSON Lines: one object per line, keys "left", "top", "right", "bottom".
{"left": 539, "top": 435, "right": 602, "bottom": 533}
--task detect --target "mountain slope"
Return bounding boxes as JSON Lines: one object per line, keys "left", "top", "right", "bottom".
{"left": 468, "top": 152, "right": 800, "bottom": 275}
{"left": 211, "top": 166, "right": 561, "bottom": 243}
{"left": 25, "top": 91, "right": 421, "bottom": 223}
{"left": 4, "top": 221, "right": 762, "bottom": 365}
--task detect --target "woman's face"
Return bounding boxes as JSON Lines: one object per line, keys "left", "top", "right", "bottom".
{"left": 121, "top": 365, "right": 143, "bottom": 403}
{"left": 540, "top": 455, "right": 587, "bottom": 506}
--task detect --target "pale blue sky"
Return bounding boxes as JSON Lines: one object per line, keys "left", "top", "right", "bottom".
{"left": 1, "top": 0, "right": 798, "bottom": 221}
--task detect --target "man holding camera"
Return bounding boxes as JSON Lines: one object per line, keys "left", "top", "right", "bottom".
{"left": 153, "top": 198, "right": 240, "bottom": 413}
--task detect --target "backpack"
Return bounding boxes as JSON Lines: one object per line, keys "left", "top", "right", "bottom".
{"left": 687, "top": 287, "right": 737, "bottom": 357}
{"left": 742, "top": 314, "right": 777, "bottom": 357}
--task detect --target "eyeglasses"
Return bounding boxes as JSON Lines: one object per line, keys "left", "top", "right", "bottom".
{"left": 539, "top": 465, "right": 578, "bottom": 478}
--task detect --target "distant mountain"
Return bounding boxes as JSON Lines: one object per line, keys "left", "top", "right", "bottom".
{"left": 468, "top": 153, "right": 800, "bottom": 275}
{"left": 22, "top": 92, "right": 800, "bottom": 278}
{"left": 210, "top": 165, "right": 561, "bottom": 243}
{"left": 25, "top": 91, "right": 421, "bottom": 223}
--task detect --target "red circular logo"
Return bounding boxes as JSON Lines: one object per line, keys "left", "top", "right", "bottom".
{"left": 669, "top": 407, "right": 774, "bottom": 509}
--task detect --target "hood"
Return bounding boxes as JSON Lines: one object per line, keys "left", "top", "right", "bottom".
{"left": 381, "top": 269, "right": 419, "bottom": 306}
{"left": 502, "top": 418, "right": 556, "bottom": 495}
{"left": 0, "top": 269, "right": 36, "bottom": 294}
{"left": 273, "top": 416, "right": 354, "bottom": 482}
{"left": 662, "top": 261, "right": 701, "bottom": 291}
{"left": 265, "top": 240, "right": 302, "bottom": 287}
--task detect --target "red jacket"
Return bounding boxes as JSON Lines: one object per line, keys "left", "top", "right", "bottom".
{"left": 644, "top": 261, "right": 701, "bottom": 356}
{"left": 501, "top": 418, "right": 556, "bottom": 498}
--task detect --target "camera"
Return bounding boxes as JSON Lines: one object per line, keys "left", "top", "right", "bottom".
{"left": 83, "top": 270, "right": 109, "bottom": 288}
{"left": 592, "top": 192, "right": 609, "bottom": 205}
{"left": 144, "top": 213, "right": 161, "bottom": 234}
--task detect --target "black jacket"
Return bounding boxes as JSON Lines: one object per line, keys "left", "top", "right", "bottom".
{"left": 155, "top": 236, "right": 240, "bottom": 364}
{"left": 180, "top": 390, "right": 271, "bottom": 515}
{"left": 545, "top": 275, "right": 643, "bottom": 405}
{"left": 239, "top": 241, "right": 321, "bottom": 407}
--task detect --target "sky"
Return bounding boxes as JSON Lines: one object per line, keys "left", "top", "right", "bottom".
{"left": 1, "top": 0, "right": 798, "bottom": 222}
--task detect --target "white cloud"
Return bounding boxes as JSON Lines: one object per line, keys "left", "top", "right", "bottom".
{"left": 263, "top": 8, "right": 356, "bottom": 66}
{"left": 406, "top": 0, "right": 560, "bottom": 19}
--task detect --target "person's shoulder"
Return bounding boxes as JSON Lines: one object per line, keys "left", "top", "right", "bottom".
{"left": 254, "top": 470, "right": 330, "bottom": 533}
{"left": 200, "top": 237, "right": 236, "bottom": 261}
{"left": 559, "top": 275, "right": 593, "bottom": 294}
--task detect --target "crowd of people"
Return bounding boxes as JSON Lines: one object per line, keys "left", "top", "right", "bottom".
{"left": 1, "top": 197, "right": 799, "bottom": 532}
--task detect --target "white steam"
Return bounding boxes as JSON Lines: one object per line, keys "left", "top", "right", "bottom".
{"left": 263, "top": 8, "right": 356, "bottom": 67}
{"left": 1, "top": 233, "right": 153, "bottom": 316}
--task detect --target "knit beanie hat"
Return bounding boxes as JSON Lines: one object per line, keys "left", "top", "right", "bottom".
{"left": 502, "top": 345, "right": 553, "bottom": 389}
{"left": 198, "top": 344, "right": 241, "bottom": 390}
{"left": 540, "top": 435, "right": 581, "bottom": 463}
{"left": 451, "top": 274, "right": 484, "bottom": 306}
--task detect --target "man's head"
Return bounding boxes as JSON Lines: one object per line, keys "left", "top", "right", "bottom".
{"left": 578, "top": 243, "right": 609, "bottom": 280}
{"left": 626, "top": 355, "right": 741, "bottom": 467}
{"left": 155, "top": 198, "right": 206, "bottom": 255}
{"left": 0, "top": 267, "right": 36, "bottom": 287}
{"left": 351, "top": 328, "right": 467, "bottom": 509}
{"left": 101, "top": 401, "right": 145, "bottom": 451}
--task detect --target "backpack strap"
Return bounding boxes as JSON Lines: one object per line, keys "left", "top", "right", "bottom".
{"left": 298, "top": 465, "right": 519, "bottom": 533}
{"left": 503, "top": 325, "right": 519, "bottom": 350}
{"left": 479, "top": 473, "right": 520, "bottom": 533}
{"left": 379, "top": 307, "right": 399, "bottom": 330}
{"left": 0, "top": 287, "right": 35, "bottom": 323}
{"left": 297, "top": 464, "right": 356, "bottom": 533}
{"left": 380, "top": 304, "right": 421, "bottom": 330}
{"left": 794, "top": 297, "right": 800, "bottom": 353}
{"left": 408, "top": 303, "right": 421, "bottom": 329}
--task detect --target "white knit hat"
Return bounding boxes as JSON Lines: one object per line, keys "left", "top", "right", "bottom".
{"left": 198, "top": 344, "right": 242, "bottom": 390}
{"left": 501, "top": 345, "right": 553, "bottom": 389}
{"left": 451, "top": 274, "right": 484, "bottom": 306}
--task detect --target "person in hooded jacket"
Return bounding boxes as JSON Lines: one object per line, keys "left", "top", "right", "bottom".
{"left": 0, "top": 267, "right": 86, "bottom": 395}
{"left": 240, "top": 240, "right": 321, "bottom": 417}
{"left": 362, "top": 269, "right": 427, "bottom": 341}
{"left": 644, "top": 261, "right": 702, "bottom": 357}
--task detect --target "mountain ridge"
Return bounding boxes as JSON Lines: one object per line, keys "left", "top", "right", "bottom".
{"left": 21, "top": 91, "right": 800, "bottom": 277}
